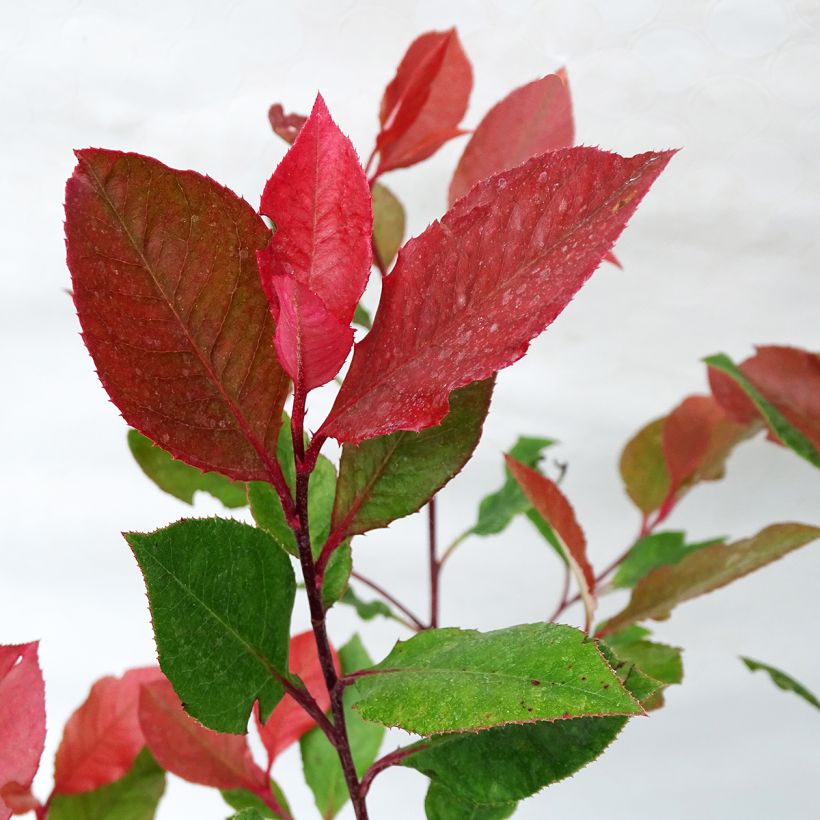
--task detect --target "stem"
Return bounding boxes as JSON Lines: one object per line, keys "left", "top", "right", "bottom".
{"left": 360, "top": 744, "right": 428, "bottom": 798}
{"left": 548, "top": 564, "right": 571, "bottom": 622}
{"left": 351, "top": 571, "right": 426, "bottom": 631}
{"left": 428, "top": 499, "right": 440, "bottom": 629}
{"left": 437, "top": 529, "right": 471, "bottom": 569}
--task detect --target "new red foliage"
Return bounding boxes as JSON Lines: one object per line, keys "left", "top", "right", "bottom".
{"left": 268, "top": 104, "right": 307, "bottom": 145}
{"left": 322, "top": 147, "right": 674, "bottom": 444}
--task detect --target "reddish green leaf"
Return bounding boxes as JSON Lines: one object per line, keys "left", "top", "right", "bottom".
{"left": 65, "top": 149, "right": 290, "bottom": 482}
{"left": 620, "top": 418, "right": 670, "bottom": 516}
{"left": 0, "top": 643, "right": 45, "bottom": 820}
{"left": 602, "top": 523, "right": 820, "bottom": 634}
{"left": 267, "top": 104, "right": 306, "bottom": 145}
{"left": 449, "top": 71, "right": 573, "bottom": 205}
{"left": 323, "top": 147, "right": 673, "bottom": 444}
{"left": 53, "top": 667, "right": 162, "bottom": 795}
{"left": 663, "top": 395, "right": 726, "bottom": 491}
{"left": 375, "top": 29, "right": 472, "bottom": 176}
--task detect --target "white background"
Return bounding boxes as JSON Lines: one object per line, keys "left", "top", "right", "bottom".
{"left": 2, "top": 1, "right": 819, "bottom": 818}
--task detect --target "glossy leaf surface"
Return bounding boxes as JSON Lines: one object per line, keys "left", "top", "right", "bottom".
{"left": 741, "top": 657, "right": 820, "bottom": 710}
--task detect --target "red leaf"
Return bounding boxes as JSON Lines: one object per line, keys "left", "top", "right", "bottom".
{"left": 709, "top": 346, "right": 820, "bottom": 448}
{"left": 258, "top": 95, "right": 371, "bottom": 389}
{"left": 0, "top": 643, "right": 45, "bottom": 820}
{"left": 53, "top": 667, "right": 162, "bottom": 795}
{"left": 375, "top": 29, "right": 472, "bottom": 176}
{"left": 322, "top": 147, "right": 674, "bottom": 444}
{"left": 256, "top": 631, "right": 340, "bottom": 764}
{"left": 138, "top": 678, "right": 265, "bottom": 791}
{"left": 449, "top": 71, "right": 573, "bottom": 206}
{"left": 505, "top": 457, "right": 596, "bottom": 630}
{"left": 268, "top": 104, "right": 307, "bottom": 145}
{"left": 65, "top": 149, "right": 290, "bottom": 482}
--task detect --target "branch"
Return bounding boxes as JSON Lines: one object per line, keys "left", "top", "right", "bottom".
{"left": 351, "top": 571, "right": 426, "bottom": 631}
{"left": 360, "top": 743, "right": 428, "bottom": 798}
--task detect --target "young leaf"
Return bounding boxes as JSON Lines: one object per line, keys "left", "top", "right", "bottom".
{"left": 127, "top": 430, "right": 247, "bottom": 508}
{"left": 322, "top": 147, "right": 674, "bottom": 444}
{"left": 603, "top": 523, "right": 820, "bottom": 634}
{"left": 53, "top": 667, "right": 162, "bottom": 794}
{"left": 65, "top": 149, "right": 290, "bottom": 482}
{"left": 300, "top": 636, "right": 385, "bottom": 819}
{"left": 741, "top": 657, "right": 820, "bottom": 711}
{"left": 375, "top": 29, "right": 472, "bottom": 176}
{"left": 126, "top": 518, "right": 296, "bottom": 733}
{"left": 268, "top": 104, "right": 306, "bottom": 145}
{"left": 619, "top": 418, "right": 670, "bottom": 516}
{"left": 138, "top": 679, "right": 266, "bottom": 791}
{"left": 339, "top": 587, "right": 397, "bottom": 623}
{"left": 424, "top": 782, "right": 516, "bottom": 820}
{"left": 256, "top": 631, "right": 340, "bottom": 764}
{"left": 449, "top": 72, "right": 573, "bottom": 206}
{"left": 663, "top": 396, "right": 726, "bottom": 491}
{"left": 0, "top": 643, "right": 45, "bottom": 819}
{"left": 332, "top": 379, "right": 493, "bottom": 536}
{"left": 258, "top": 94, "right": 371, "bottom": 390}
{"left": 47, "top": 749, "right": 165, "bottom": 820}
{"left": 706, "top": 352, "right": 820, "bottom": 469}
{"left": 349, "top": 624, "right": 641, "bottom": 735}
{"left": 372, "top": 183, "right": 406, "bottom": 270}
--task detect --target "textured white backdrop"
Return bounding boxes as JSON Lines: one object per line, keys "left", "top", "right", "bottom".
{"left": 2, "top": 1, "right": 819, "bottom": 818}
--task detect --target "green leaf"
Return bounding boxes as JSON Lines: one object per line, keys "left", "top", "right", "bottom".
{"left": 47, "top": 749, "right": 165, "bottom": 820}
{"left": 227, "top": 810, "right": 266, "bottom": 820}
{"left": 619, "top": 418, "right": 670, "bottom": 516}
{"left": 705, "top": 353, "right": 820, "bottom": 469}
{"left": 741, "top": 657, "right": 820, "bottom": 711}
{"left": 300, "top": 636, "right": 385, "bottom": 819}
{"left": 322, "top": 541, "right": 352, "bottom": 609}
{"left": 350, "top": 624, "right": 641, "bottom": 735}
{"left": 339, "top": 587, "right": 398, "bottom": 622}
{"left": 612, "top": 531, "right": 724, "bottom": 589}
{"left": 604, "top": 632, "right": 683, "bottom": 687}
{"left": 128, "top": 429, "right": 248, "bottom": 508}
{"left": 424, "top": 782, "right": 516, "bottom": 820}
{"left": 333, "top": 380, "right": 493, "bottom": 536}
{"left": 353, "top": 303, "right": 372, "bottom": 330}
{"left": 372, "top": 182, "right": 405, "bottom": 269}
{"left": 126, "top": 518, "right": 296, "bottom": 733}
{"left": 221, "top": 780, "right": 291, "bottom": 819}
{"left": 604, "top": 523, "right": 820, "bottom": 634}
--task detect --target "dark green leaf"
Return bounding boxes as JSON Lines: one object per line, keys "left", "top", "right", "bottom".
{"left": 47, "top": 749, "right": 165, "bottom": 820}
{"left": 619, "top": 418, "right": 670, "bottom": 516}
{"left": 424, "top": 782, "right": 516, "bottom": 820}
{"left": 350, "top": 624, "right": 641, "bottom": 735}
{"left": 301, "top": 636, "right": 385, "bottom": 819}
{"left": 372, "top": 182, "right": 405, "bottom": 269}
{"left": 333, "top": 380, "right": 493, "bottom": 536}
{"left": 128, "top": 429, "right": 247, "bottom": 508}
{"left": 126, "top": 518, "right": 296, "bottom": 733}
{"left": 741, "top": 657, "right": 820, "bottom": 711}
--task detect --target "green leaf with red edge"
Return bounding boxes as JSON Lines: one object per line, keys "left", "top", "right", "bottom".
{"left": 332, "top": 379, "right": 493, "bottom": 537}
{"left": 706, "top": 351, "right": 820, "bottom": 469}
{"left": 126, "top": 518, "right": 296, "bottom": 734}
{"left": 258, "top": 94, "right": 372, "bottom": 391}
{"left": 602, "top": 523, "right": 820, "bottom": 635}
{"left": 741, "top": 657, "right": 820, "bottom": 711}
{"left": 65, "top": 148, "right": 290, "bottom": 482}
{"left": 348, "top": 624, "right": 641, "bottom": 736}
{"left": 375, "top": 29, "right": 472, "bottom": 176}
{"left": 0, "top": 643, "right": 45, "bottom": 820}
{"left": 322, "top": 147, "right": 673, "bottom": 445}
{"left": 53, "top": 667, "right": 162, "bottom": 795}
{"left": 372, "top": 182, "right": 405, "bottom": 270}
{"left": 449, "top": 71, "right": 573, "bottom": 206}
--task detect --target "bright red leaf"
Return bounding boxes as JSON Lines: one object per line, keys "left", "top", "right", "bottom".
{"left": 505, "top": 457, "right": 596, "bottom": 631}
{"left": 0, "top": 643, "right": 45, "bottom": 820}
{"left": 449, "top": 71, "right": 573, "bottom": 206}
{"left": 258, "top": 94, "right": 371, "bottom": 390}
{"left": 322, "top": 147, "right": 674, "bottom": 444}
{"left": 256, "top": 631, "right": 340, "bottom": 765}
{"left": 53, "top": 666, "right": 162, "bottom": 795}
{"left": 374, "top": 29, "right": 472, "bottom": 176}
{"left": 65, "top": 149, "right": 290, "bottom": 482}
{"left": 268, "top": 104, "right": 307, "bottom": 145}
{"left": 138, "top": 678, "right": 265, "bottom": 791}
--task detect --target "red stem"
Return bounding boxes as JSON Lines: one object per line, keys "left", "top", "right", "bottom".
{"left": 351, "top": 570, "right": 426, "bottom": 631}
{"left": 428, "top": 499, "right": 440, "bottom": 629}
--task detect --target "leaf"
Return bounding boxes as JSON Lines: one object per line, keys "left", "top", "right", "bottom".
{"left": 663, "top": 395, "right": 726, "bottom": 491}
{"left": 332, "top": 379, "right": 493, "bottom": 536}
{"left": 339, "top": 588, "right": 397, "bottom": 622}
{"left": 0, "top": 643, "right": 45, "bottom": 820}
{"left": 268, "top": 104, "right": 306, "bottom": 145}
{"left": 322, "top": 542, "right": 352, "bottom": 609}
{"left": 449, "top": 71, "right": 573, "bottom": 206}
{"left": 741, "top": 657, "right": 820, "bottom": 711}
{"left": 619, "top": 418, "right": 670, "bottom": 516}
{"left": 139, "top": 678, "right": 266, "bottom": 791}
{"left": 424, "top": 782, "right": 516, "bottom": 820}
{"left": 322, "top": 147, "right": 674, "bottom": 444}
{"left": 127, "top": 430, "right": 247, "bottom": 508}
{"left": 228, "top": 810, "right": 267, "bottom": 820}
{"left": 353, "top": 303, "right": 372, "bottom": 330}
{"left": 126, "top": 517, "right": 296, "bottom": 733}
{"left": 603, "top": 523, "right": 820, "bottom": 634}
{"left": 258, "top": 94, "right": 371, "bottom": 391}
{"left": 256, "top": 631, "right": 339, "bottom": 763}
{"left": 375, "top": 29, "right": 472, "bottom": 176}
{"left": 47, "top": 749, "right": 165, "bottom": 820}
{"left": 372, "top": 183, "right": 406, "bottom": 269}
{"left": 349, "top": 624, "right": 641, "bottom": 735}
{"left": 300, "top": 636, "right": 385, "bottom": 819}
{"left": 53, "top": 667, "right": 162, "bottom": 794}
{"left": 706, "top": 352, "right": 820, "bottom": 469}
{"left": 222, "top": 781, "right": 291, "bottom": 820}
{"left": 65, "top": 148, "right": 290, "bottom": 482}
